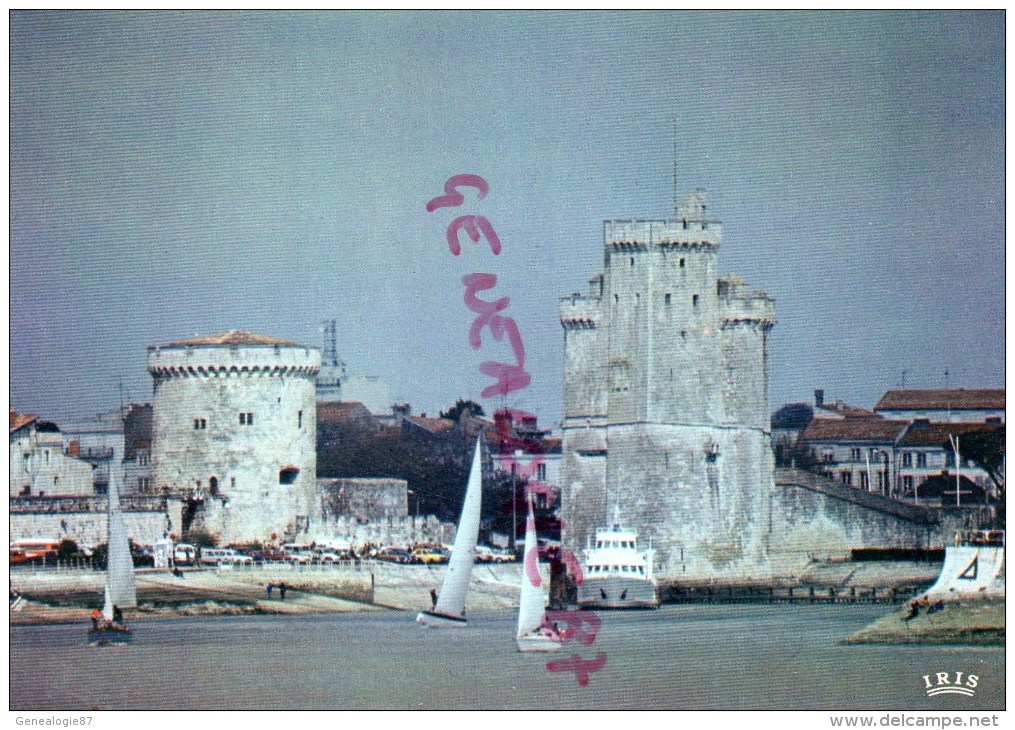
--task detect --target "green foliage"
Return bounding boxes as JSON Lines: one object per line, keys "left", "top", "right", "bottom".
{"left": 181, "top": 528, "right": 219, "bottom": 548}
{"left": 439, "top": 399, "right": 485, "bottom": 421}
{"left": 57, "top": 538, "right": 80, "bottom": 560}
{"left": 948, "top": 426, "right": 1005, "bottom": 493}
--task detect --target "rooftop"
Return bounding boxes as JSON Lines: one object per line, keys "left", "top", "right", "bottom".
{"left": 899, "top": 421, "right": 1004, "bottom": 448}
{"left": 799, "top": 418, "right": 908, "bottom": 443}
{"left": 159, "top": 330, "right": 299, "bottom": 347}
{"left": 9, "top": 408, "right": 38, "bottom": 434}
{"left": 874, "top": 389, "right": 1005, "bottom": 412}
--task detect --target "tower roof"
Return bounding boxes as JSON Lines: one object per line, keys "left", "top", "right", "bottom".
{"left": 161, "top": 330, "right": 298, "bottom": 347}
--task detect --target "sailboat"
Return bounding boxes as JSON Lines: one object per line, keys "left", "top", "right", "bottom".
{"left": 417, "top": 438, "right": 483, "bottom": 628}
{"left": 88, "top": 469, "right": 137, "bottom": 645}
{"left": 516, "top": 491, "right": 562, "bottom": 652}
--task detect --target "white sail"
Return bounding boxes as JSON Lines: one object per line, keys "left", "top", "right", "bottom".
{"left": 516, "top": 491, "right": 547, "bottom": 639}
{"left": 430, "top": 438, "right": 483, "bottom": 620}
{"left": 105, "top": 467, "right": 137, "bottom": 610}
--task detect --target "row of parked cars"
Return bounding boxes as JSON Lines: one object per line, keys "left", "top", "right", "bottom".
{"left": 371, "top": 544, "right": 516, "bottom": 565}
{"left": 172, "top": 543, "right": 356, "bottom": 567}
{"left": 172, "top": 542, "right": 518, "bottom": 567}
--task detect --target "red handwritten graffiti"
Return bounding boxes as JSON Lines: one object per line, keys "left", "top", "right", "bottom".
{"left": 425, "top": 173, "right": 490, "bottom": 213}
{"left": 545, "top": 610, "right": 601, "bottom": 645}
{"left": 429, "top": 173, "right": 602, "bottom": 686}
{"left": 447, "top": 215, "right": 502, "bottom": 256}
{"left": 545, "top": 653, "right": 608, "bottom": 687}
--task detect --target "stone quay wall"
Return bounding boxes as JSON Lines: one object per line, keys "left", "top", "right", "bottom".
{"left": 9, "top": 496, "right": 171, "bottom": 547}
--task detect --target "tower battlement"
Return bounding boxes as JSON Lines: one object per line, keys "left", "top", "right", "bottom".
{"left": 560, "top": 190, "right": 777, "bottom": 580}
{"left": 603, "top": 218, "right": 722, "bottom": 251}
{"left": 718, "top": 274, "right": 776, "bottom": 328}
{"left": 559, "top": 294, "right": 601, "bottom": 330}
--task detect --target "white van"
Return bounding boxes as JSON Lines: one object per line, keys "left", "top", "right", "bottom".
{"left": 199, "top": 548, "right": 252, "bottom": 566}
{"left": 173, "top": 543, "right": 197, "bottom": 566}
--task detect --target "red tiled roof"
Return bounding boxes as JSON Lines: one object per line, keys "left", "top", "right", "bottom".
{"left": 816, "top": 402, "right": 881, "bottom": 419}
{"left": 899, "top": 422, "right": 1003, "bottom": 447}
{"left": 406, "top": 416, "right": 456, "bottom": 433}
{"left": 162, "top": 330, "right": 298, "bottom": 347}
{"left": 9, "top": 409, "right": 38, "bottom": 434}
{"left": 799, "top": 419, "right": 908, "bottom": 443}
{"left": 875, "top": 389, "right": 1005, "bottom": 412}
{"left": 317, "top": 401, "right": 368, "bottom": 420}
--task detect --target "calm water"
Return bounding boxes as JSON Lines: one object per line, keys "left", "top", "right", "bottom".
{"left": 9, "top": 605, "right": 1005, "bottom": 710}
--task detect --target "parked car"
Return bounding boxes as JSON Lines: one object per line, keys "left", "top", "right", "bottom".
{"left": 316, "top": 549, "right": 351, "bottom": 564}
{"left": 173, "top": 543, "right": 197, "bottom": 566}
{"left": 376, "top": 547, "right": 415, "bottom": 564}
{"left": 475, "top": 545, "right": 516, "bottom": 563}
{"left": 262, "top": 546, "right": 288, "bottom": 562}
{"left": 412, "top": 546, "right": 449, "bottom": 564}
{"left": 200, "top": 548, "right": 253, "bottom": 566}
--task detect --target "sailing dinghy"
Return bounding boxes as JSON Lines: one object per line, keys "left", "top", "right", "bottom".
{"left": 516, "top": 491, "right": 562, "bottom": 652}
{"left": 417, "top": 438, "right": 483, "bottom": 628}
{"left": 88, "top": 471, "right": 136, "bottom": 645}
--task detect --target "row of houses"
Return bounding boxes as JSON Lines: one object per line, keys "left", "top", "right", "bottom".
{"left": 12, "top": 400, "right": 563, "bottom": 504}
{"left": 773, "top": 388, "right": 1004, "bottom": 506}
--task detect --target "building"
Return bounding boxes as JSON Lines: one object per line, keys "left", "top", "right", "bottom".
{"left": 9, "top": 409, "right": 94, "bottom": 497}
{"left": 121, "top": 403, "right": 153, "bottom": 495}
{"left": 147, "top": 330, "right": 321, "bottom": 542}
{"left": 59, "top": 408, "right": 126, "bottom": 496}
{"left": 796, "top": 412, "right": 1000, "bottom": 506}
{"left": 559, "top": 190, "right": 776, "bottom": 578}
{"left": 797, "top": 417, "right": 907, "bottom": 495}
{"left": 874, "top": 389, "right": 1004, "bottom": 423}
{"left": 895, "top": 420, "right": 1000, "bottom": 504}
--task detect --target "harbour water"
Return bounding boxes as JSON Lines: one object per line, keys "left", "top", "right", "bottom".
{"left": 9, "top": 604, "right": 1004, "bottom": 711}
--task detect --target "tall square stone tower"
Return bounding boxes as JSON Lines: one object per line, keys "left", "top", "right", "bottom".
{"left": 559, "top": 191, "right": 776, "bottom": 578}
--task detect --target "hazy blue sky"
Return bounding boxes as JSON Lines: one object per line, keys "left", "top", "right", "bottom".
{"left": 10, "top": 11, "right": 1005, "bottom": 426}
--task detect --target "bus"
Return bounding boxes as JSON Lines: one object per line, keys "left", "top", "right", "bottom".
{"left": 10, "top": 538, "right": 61, "bottom": 564}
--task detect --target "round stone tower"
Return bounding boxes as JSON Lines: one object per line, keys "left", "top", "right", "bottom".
{"left": 147, "top": 330, "right": 321, "bottom": 543}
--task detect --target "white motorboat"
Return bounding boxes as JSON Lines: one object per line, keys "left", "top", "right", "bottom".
{"left": 577, "top": 508, "right": 658, "bottom": 610}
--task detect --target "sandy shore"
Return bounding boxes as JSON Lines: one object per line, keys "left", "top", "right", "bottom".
{"left": 843, "top": 597, "right": 1005, "bottom": 645}
{"left": 9, "top": 563, "right": 523, "bottom": 626}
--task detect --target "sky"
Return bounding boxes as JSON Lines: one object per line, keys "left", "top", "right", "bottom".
{"left": 9, "top": 10, "right": 1006, "bottom": 428}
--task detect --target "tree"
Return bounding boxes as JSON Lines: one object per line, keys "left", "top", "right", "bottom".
{"left": 439, "top": 399, "right": 485, "bottom": 422}
{"left": 57, "top": 538, "right": 80, "bottom": 560}
{"left": 943, "top": 426, "right": 1005, "bottom": 494}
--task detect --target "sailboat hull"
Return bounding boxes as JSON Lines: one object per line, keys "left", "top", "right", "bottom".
{"left": 88, "top": 627, "right": 133, "bottom": 646}
{"left": 516, "top": 633, "right": 563, "bottom": 653}
{"left": 416, "top": 610, "right": 468, "bottom": 628}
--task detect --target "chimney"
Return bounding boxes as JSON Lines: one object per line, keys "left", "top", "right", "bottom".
{"left": 814, "top": 389, "right": 825, "bottom": 408}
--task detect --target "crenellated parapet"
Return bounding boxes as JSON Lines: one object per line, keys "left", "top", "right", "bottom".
{"left": 148, "top": 363, "right": 320, "bottom": 380}
{"left": 147, "top": 337, "right": 320, "bottom": 380}
{"left": 604, "top": 218, "right": 722, "bottom": 252}
{"left": 718, "top": 274, "right": 775, "bottom": 329}
{"left": 559, "top": 294, "right": 601, "bottom": 331}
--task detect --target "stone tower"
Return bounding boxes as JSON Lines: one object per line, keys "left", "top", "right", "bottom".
{"left": 559, "top": 191, "right": 776, "bottom": 578}
{"left": 147, "top": 330, "right": 321, "bottom": 543}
